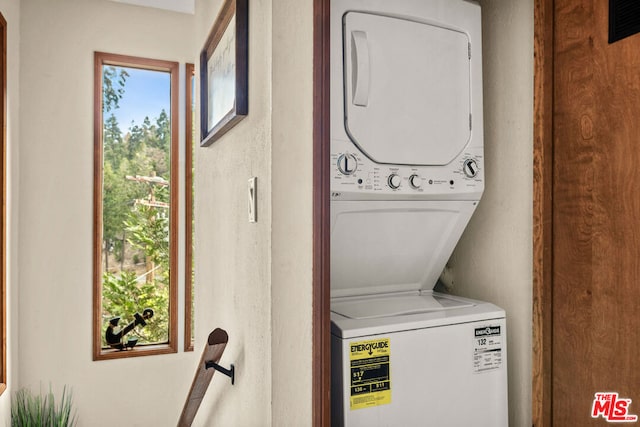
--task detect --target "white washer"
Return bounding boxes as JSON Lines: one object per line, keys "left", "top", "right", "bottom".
{"left": 330, "top": 1, "right": 508, "bottom": 426}
{"left": 331, "top": 293, "right": 507, "bottom": 426}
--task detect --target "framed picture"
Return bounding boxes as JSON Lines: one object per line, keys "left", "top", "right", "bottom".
{"left": 200, "top": 0, "right": 248, "bottom": 147}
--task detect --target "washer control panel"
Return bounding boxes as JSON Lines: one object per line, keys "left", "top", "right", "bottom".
{"left": 331, "top": 139, "right": 483, "bottom": 200}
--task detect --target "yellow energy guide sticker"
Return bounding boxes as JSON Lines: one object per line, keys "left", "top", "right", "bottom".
{"left": 349, "top": 338, "right": 391, "bottom": 410}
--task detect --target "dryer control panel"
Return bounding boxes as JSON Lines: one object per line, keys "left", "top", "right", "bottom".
{"left": 330, "top": 0, "right": 485, "bottom": 203}
{"left": 331, "top": 138, "right": 483, "bottom": 201}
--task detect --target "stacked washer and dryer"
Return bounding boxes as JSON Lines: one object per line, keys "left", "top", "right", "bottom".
{"left": 329, "top": 0, "right": 508, "bottom": 426}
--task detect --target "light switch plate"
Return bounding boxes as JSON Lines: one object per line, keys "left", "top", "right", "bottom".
{"left": 248, "top": 177, "right": 257, "bottom": 223}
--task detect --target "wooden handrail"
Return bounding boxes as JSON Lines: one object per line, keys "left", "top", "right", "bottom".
{"left": 178, "top": 328, "right": 231, "bottom": 427}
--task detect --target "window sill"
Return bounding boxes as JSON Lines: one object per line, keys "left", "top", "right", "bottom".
{"left": 93, "top": 343, "right": 177, "bottom": 361}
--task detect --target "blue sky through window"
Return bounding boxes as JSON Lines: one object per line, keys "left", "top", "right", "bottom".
{"left": 110, "top": 66, "right": 171, "bottom": 131}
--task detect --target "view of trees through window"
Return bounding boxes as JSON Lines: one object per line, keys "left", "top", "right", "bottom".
{"left": 99, "top": 62, "right": 173, "bottom": 348}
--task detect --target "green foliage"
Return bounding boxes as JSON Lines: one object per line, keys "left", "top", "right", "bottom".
{"left": 11, "top": 386, "right": 76, "bottom": 427}
{"left": 103, "top": 114, "right": 125, "bottom": 169}
{"left": 102, "top": 161, "right": 136, "bottom": 248}
{"left": 125, "top": 204, "right": 169, "bottom": 268}
{"left": 100, "top": 65, "right": 172, "bottom": 347}
{"left": 102, "top": 66, "right": 129, "bottom": 113}
{"left": 102, "top": 271, "right": 168, "bottom": 345}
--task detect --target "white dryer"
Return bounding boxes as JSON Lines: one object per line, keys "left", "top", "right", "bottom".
{"left": 330, "top": 0, "right": 508, "bottom": 426}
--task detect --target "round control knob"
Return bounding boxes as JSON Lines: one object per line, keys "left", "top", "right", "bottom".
{"left": 463, "top": 159, "right": 479, "bottom": 178}
{"left": 337, "top": 153, "right": 357, "bottom": 175}
{"left": 388, "top": 174, "right": 401, "bottom": 189}
{"left": 409, "top": 174, "right": 421, "bottom": 189}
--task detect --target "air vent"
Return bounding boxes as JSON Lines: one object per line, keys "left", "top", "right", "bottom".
{"left": 609, "top": 0, "right": 640, "bottom": 43}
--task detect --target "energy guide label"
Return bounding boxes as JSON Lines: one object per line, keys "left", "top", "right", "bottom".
{"left": 473, "top": 325, "right": 503, "bottom": 373}
{"left": 349, "top": 338, "right": 391, "bottom": 410}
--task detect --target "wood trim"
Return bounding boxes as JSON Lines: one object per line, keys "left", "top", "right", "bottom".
{"left": 92, "top": 52, "right": 103, "bottom": 360}
{"left": 93, "top": 52, "right": 179, "bottom": 360}
{"left": 532, "top": 0, "right": 554, "bottom": 425}
{"left": 0, "top": 11, "right": 6, "bottom": 395}
{"left": 96, "top": 52, "right": 180, "bottom": 73}
{"left": 184, "top": 63, "right": 195, "bottom": 352}
{"left": 169, "top": 54, "right": 180, "bottom": 356}
{"left": 312, "top": 0, "right": 331, "bottom": 425}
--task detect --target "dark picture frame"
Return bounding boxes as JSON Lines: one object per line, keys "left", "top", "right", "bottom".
{"left": 200, "top": 0, "right": 248, "bottom": 147}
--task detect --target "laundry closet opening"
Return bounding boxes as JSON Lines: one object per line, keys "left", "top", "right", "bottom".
{"left": 318, "top": 1, "right": 509, "bottom": 426}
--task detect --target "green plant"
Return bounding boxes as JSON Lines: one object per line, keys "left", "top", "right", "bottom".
{"left": 11, "top": 386, "right": 77, "bottom": 427}
{"left": 102, "top": 270, "right": 169, "bottom": 345}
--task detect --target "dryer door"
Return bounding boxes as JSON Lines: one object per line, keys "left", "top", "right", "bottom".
{"left": 343, "top": 12, "right": 471, "bottom": 166}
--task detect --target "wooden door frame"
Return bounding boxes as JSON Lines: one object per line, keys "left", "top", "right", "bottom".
{"left": 312, "top": 0, "right": 572, "bottom": 424}
{"left": 313, "top": 0, "right": 331, "bottom": 425}
{"left": 313, "top": 0, "right": 558, "bottom": 424}
{"left": 533, "top": 0, "right": 553, "bottom": 426}
{"left": 0, "top": 10, "right": 6, "bottom": 397}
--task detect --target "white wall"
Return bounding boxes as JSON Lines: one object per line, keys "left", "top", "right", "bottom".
{"left": 271, "top": 0, "right": 313, "bottom": 424}
{"left": 190, "top": 0, "right": 314, "bottom": 424}
{"left": 12, "top": 0, "right": 316, "bottom": 424}
{"left": 447, "top": 0, "right": 534, "bottom": 426}
{"left": 190, "top": 0, "right": 274, "bottom": 425}
{"left": 0, "top": 0, "right": 20, "bottom": 423}
{"left": 18, "top": 1, "right": 197, "bottom": 425}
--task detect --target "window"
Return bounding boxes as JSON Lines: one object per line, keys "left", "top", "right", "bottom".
{"left": 185, "top": 63, "right": 195, "bottom": 352}
{"left": 0, "top": 11, "right": 6, "bottom": 394}
{"left": 93, "top": 52, "right": 179, "bottom": 359}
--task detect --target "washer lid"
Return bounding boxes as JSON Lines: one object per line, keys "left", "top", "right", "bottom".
{"left": 331, "top": 292, "right": 474, "bottom": 320}
{"left": 343, "top": 12, "right": 472, "bottom": 166}
{"left": 330, "top": 200, "right": 478, "bottom": 298}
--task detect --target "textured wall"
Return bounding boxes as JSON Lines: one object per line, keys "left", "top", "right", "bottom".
{"left": 192, "top": 0, "right": 315, "bottom": 424}
{"left": 14, "top": 0, "right": 319, "bottom": 424}
{"left": 271, "top": 0, "right": 314, "bottom": 424}
{"left": 447, "top": 0, "right": 534, "bottom": 426}
{"left": 191, "top": 0, "right": 274, "bottom": 425}
{"left": 18, "top": 1, "right": 196, "bottom": 425}
{"left": 0, "top": 0, "right": 20, "bottom": 423}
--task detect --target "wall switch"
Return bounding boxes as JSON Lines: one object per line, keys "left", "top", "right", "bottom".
{"left": 248, "top": 177, "right": 257, "bottom": 223}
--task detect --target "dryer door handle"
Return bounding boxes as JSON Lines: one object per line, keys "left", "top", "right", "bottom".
{"left": 351, "top": 30, "right": 370, "bottom": 107}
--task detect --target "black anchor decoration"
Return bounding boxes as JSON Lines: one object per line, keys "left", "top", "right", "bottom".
{"left": 105, "top": 308, "right": 154, "bottom": 350}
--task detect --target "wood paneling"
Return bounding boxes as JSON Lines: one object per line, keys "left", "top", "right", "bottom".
{"left": 532, "top": 0, "right": 554, "bottom": 424}
{"left": 534, "top": 0, "right": 640, "bottom": 423}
